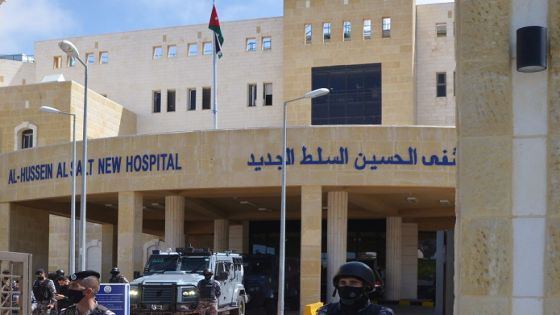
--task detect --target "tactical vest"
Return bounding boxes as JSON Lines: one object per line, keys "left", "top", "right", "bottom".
{"left": 317, "top": 302, "right": 386, "bottom": 315}
{"left": 198, "top": 279, "right": 217, "bottom": 300}
{"left": 32, "top": 280, "right": 52, "bottom": 302}
{"left": 63, "top": 304, "right": 111, "bottom": 315}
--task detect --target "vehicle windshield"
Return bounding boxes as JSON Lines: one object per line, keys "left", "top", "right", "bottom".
{"left": 145, "top": 254, "right": 180, "bottom": 273}
{"left": 180, "top": 256, "right": 210, "bottom": 274}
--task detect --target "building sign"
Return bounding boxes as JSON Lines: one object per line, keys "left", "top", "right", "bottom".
{"left": 97, "top": 283, "right": 130, "bottom": 315}
{"left": 247, "top": 145, "right": 456, "bottom": 171}
{"left": 6, "top": 153, "right": 182, "bottom": 185}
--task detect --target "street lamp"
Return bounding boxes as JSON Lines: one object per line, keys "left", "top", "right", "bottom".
{"left": 40, "top": 106, "right": 77, "bottom": 274}
{"left": 58, "top": 39, "right": 89, "bottom": 270}
{"left": 278, "top": 88, "right": 329, "bottom": 315}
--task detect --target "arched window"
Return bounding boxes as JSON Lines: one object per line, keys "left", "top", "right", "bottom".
{"left": 21, "top": 129, "right": 33, "bottom": 149}
{"left": 14, "top": 121, "right": 38, "bottom": 150}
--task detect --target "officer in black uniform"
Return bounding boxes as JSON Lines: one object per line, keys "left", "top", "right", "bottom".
{"left": 54, "top": 276, "right": 72, "bottom": 313}
{"left": 108, "top": 267, "right": 128, "bottom": 284}
{"left": 317, "top": 262, "right": 394, "bottom": 315}
{"left": 59, "top": 270, "right": 115, "bottom": 315}
{"left": 195, "top": 268, "right": 221, "bottom": 315}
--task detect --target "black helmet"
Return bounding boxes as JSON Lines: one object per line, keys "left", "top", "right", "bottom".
{"left": 110, "top": 267, "right": 120, "bottom": 275}
{"left": 56, "top": 269, "right": 65, "bottom": 276}
{"left": 332, "top": 261, "right": 375, "bottom": 288}
{"left": 203, "top": 268, "right": 213, "bottom": 275}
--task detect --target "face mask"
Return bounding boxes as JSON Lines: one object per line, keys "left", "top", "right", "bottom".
{"left": 205, "top": 275, "right": 212, "bottom": 280}
{"left": 67, "top": 289, "right": 85, "bottom": 304}
{"left": 37, "top": 276, "right": 44, "bottom": 281}
{"left": 338, "top": 286, "right": 366, "bottom": 306}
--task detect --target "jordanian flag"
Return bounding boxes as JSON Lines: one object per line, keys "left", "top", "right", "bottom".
{"left": 208, "top": 4, "right": 224, "bottom": 58}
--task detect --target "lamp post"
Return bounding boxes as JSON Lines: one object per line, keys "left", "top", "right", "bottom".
{"left": 40, "top": 106, "right": 77, "bottom": 274}
{"left": 278, "top": 88, "right": 329, "bottom": 315}
{"left": 58, "top": 39, "right": 89, "bottom": 270}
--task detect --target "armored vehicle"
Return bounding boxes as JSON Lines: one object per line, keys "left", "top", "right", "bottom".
{"left": 130, "top": 248, "right": 247, "bottom": 314}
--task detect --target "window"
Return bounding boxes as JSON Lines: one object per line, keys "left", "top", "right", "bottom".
{"left": 21, "top": 129, "right": 33, "bottom": 149}
{"left": 86, "top": 53, "right": 95, "bottom": 64}
{"left": 305, "top": 24, "right": 312, "bottom": 44}
{"left": 343, "top": 21, "right": 352, "bottom": 41}
{"left": 262, "top": 37, "right": 272, "bottom": 50}
{"left": 153, "top": 46, "right": 163, "bottom": 59}
{"left": 187, "top": 88, "right": 196, "bottom": 110}
{"left": 167, "top": 90, "right": 176, "bottom": 112}
{"left": 436, "top": 23, "right": 447, "bottom": 37}
{"left": 168, "top": 45, "right": 177, "bottom": 58}
{"left": 323, "top": 23, "right": 331, "bottom": 42}
{"left": 363, "top": 19, "right": 372, "bottom": 39}
{"left": 99, "top": 51, "right": 109, "bottom": 64}
{"left": 53, "top": 56, "right": 62, "bottom": 69}
{"left": 153, "top": 90, "right": 161, "bottom": 113}
{"left": 436, "top": 72, "right": 447, "bottom": 97}
{"left": 311, "top": 63, "right": 382, "bottom": 125}
{"left": 203, "top": 42, "right": 213, "bottom": 55}
{"left": 188, "top": 43, "right": 198, "bottom": 56}
{"left": 248, "top": 84, "right": 257, "bottom": 107}
{"left": 67, "top": 56, "right": 76, "bottom": 67}
{"left": 246, "top": 38, "right": 257, "bottom": 51}
{"left": 382, "top": 17, "right": 391, "bottom": 38}
{"left": 202, "top": 87, "right": 211, "bottom": 110}
{"left": 263, "top": 83, "right": 273, "bottom": 106}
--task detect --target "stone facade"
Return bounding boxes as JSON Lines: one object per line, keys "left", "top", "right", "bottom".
{"left": 283, "top": 0, "right": 416, "bottom": 126}
{"left": 415, "top": 3, "right": 456, "bottom": 126}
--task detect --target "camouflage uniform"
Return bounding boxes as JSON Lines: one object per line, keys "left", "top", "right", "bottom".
{"left": 317, "top": 302, "right": 394, "bottom": 315}
{"left": 32, "top": 278, "right": 56, "bottom": 315}
{"left": 59, "top": 303, "right": 115, "bottom": 315}
{"left": 195, "top": 278, "right": 221, "bottom": 315}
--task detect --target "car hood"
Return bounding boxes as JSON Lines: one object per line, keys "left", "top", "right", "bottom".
{"left": 131, "top": 272, "right": 203, "bottom": 286}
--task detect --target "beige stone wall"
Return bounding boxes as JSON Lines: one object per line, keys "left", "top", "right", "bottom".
{"left": 0, "top": 81, "right": 136, "bottom": 154}
{"left": 48, "top": 215, "right": 103, "bottom": 272}
{"left": 283, "top": 0, "right": 416, "bottom": 125}
{"left": 455, "top": 0, "right": 513, "bottom": 309}
{"left": 34, "top": 18, "right": 284, "bottom": 134}
{"left": 0, "top": 126, "right": 456, "bottom": 203}
{"left": 0, "top": 59, "right": 35, "bottom": 87}
{"left": 415, "top": 3, "right": 456, "bottom": 126}
{"left": 546, "top": 0, "right": 560, "bottom": 312}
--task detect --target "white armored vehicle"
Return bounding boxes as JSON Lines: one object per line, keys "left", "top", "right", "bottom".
{"left": 130, "top": 248, "right": 247, "bottom": 314}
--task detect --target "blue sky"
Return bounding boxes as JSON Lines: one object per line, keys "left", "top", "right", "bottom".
{"left": 0, "top": 0, "right": 452, "bottom": 55}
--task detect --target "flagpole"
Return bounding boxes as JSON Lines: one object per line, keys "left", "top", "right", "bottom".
{"left": 212, "top": 3, "right": 218, "bottom": 129}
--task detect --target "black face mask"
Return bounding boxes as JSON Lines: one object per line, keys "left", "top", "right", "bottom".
{"left": 36, "top": 276, "right": 45, "bottom": 281}
{"left": 66, "top": 289, "right": 85, "bottom": 304}
{"left": 204, "top": 275, "right": 212, "bottom": 280}
{"left": 338, "top": 286, "right": 368, "bottom": 308}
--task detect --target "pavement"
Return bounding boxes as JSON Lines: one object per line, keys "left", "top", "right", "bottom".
{"left": 247, "top": 304, "right": 435, "bottom": 315}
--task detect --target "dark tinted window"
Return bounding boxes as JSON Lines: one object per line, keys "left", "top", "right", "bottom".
{"left": 312, "top": 63, "right": 381, "bottom": 125}
{"left": 202, "top": 87, "right": 211, "bottom": 110}
{"left": 153, "top": 91, "right": 161, "bottom": 113}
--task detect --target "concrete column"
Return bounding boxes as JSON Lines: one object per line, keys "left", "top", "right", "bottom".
{"left": 300, "top": 186, "right": 322, "bottom": 310}
{"left": 118, "top": 192, "right": 143, "bottom": 280}
{"left": 101, "top": 224, "right": 114, "bottom": 282}
{"left": 385, "top": 217, "right": 402, "bottom": 301}
{"left": 327, "top": 191, "right": 348, "bottom": 303}
{"left": 456, "top": 0, "right": 557, "bottom": 313}
{"left": 48, "top": 215, "right": 70, "bottom": 272}
{"left": 242, "top": 221, "right": 250, "bottom": 254}
{"left": 213, "top": 219, "right": 229, "bottom": 252}
{"left": 401, "top": 223, "right": 418, "bottom": 299}
{"left": 165, "top": 195, "right": 185, "bottom": 250}
{"left": 228, "top": 224, "right": 243, "bottom": 253}
{"left": 0, "top": 203, "right": 11, "bottom": 251}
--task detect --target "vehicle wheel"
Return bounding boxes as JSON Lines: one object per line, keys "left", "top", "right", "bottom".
{"left": 231, "top": 296, "right": 246, "bottom": 315}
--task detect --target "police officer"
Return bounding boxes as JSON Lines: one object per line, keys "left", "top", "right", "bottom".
{"left": 32, "top": 268, "right": 57, "bottom": 315}
{"left": 317, "top": 262, "right": 394, "bottom": 315}
{"left": 195, "top": 269, "right": 221, "bottom": 315}
{"left": 59, "top": 270, "right": 115, "bottom": 315}
{"left": 54, "top": 276, "right": 72, "bottom": 313}
{"left": 108, "top": 267, "right": 128, "bottom": 284}
{"left": 53, "top": 270, "right": 65, "bottom": 293}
